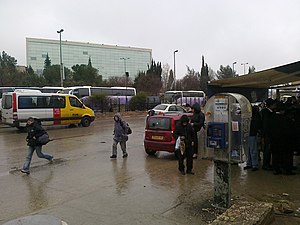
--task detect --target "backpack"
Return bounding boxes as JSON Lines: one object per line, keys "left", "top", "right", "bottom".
{"left": 37, "top": 132, "right": 51, "bottom": 145}
{"left": 121, "top": 122, "right": 132, "bottom": 135}
{"left": 127, "top": 125, "right": 132, "bottom": 135}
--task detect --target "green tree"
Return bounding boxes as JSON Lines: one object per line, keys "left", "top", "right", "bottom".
{"left": 199, "top": 56, "right": 210, "bottom": 93}
{"left": 22, "top": 70, "right": 46, "bottom": 87}
{"left": 27, "top": 65, "right": 35, "bottom": 75}
{"left": 43, "top": 64, "right": 60, "bottom": 85}
{"left": 72, "top": 58, "right": 98, "bottom": 85}
{"left": 88, "top": 56, "right": 92, "bottom": 67}
{"left": 217, "top": 65, "right": 236, "bottom": 80}
{"left": 129, "top": 92, "right": 147, "bottom": 111}
{"left": 0, "top": 51, "right": 18, "bottom": 85}
{"left": 44, "top": 53, "right": 51, "bottom": 69}
{"left": 134, "top": 60, "right": 162, "bottom": 95}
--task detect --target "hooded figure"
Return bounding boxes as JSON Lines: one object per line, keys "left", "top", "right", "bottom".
{"left": 110, "top": 112, "right": 129, "bottom": 159}
{"left": 190, "top": 103, "right": 205, "bottom": 158}
{"left": 21, "top": 117, "right": 53, "bottom": 175}
{"left": 173, "top": 115, "right": 195, "bottom": 175}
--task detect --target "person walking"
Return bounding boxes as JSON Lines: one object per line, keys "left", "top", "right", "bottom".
{"left": 110, "top": 112, "right": 129, "bottom": 159}
{"left": 21, "top": 117, "right": 53, "bottom": 175}
{"left": 173, "top": 115, "right": 195, "bottom": 175}
{"left": 190, "top": 103, "right": 205, "bottom": 159}
{"left": 244, "top": 105, "right": 262, "bottom": 171}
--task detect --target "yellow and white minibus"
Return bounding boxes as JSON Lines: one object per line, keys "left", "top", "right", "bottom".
{"left": 1, "top": 92, "right": 95, "bottom": 129}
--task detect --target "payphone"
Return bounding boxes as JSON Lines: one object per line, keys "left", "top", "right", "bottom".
{"left": 204, "top": 93, "right": 252, "bottom": 163}
{"left": 203, "top": 93, "right": 252, "bottom": 208}
{"left": 207, "top": 122, "right": 228, "bottom": 149}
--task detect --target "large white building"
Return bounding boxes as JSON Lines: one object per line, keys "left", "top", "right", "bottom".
{"left": 26, "top": 37, "right": 152, "bottom": 80}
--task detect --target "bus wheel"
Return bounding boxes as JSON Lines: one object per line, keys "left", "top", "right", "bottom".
{"left": 81, "top": 117, "right": 91, "bottom": 127}
{"left": 145, "top": 149, "right": 156, "bottom": 156}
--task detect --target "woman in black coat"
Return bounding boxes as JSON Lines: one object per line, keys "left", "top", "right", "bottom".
{"left": 173, "top": 115, "right": 195, "bottom": 175}
{"left": 190, "top": 103, "right": 205, "bottom": 159}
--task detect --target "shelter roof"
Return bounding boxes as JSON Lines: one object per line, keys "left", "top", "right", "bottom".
{"left": 208, "top": 61, "right": 300, "bottom": 89}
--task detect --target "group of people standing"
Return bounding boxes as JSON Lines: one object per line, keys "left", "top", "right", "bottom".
{"left": 245, "top": 96, "right": 300, "bottom": 175}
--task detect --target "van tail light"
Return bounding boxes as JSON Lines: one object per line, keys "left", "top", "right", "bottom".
{"left": 13, "top": 114, "right": 18, "bottom": 120}
{"left": 12, "top": 93, "right": 17, "bottom": 113}
{"left": 158, "top": 111, "right": 163, "bottom": 115}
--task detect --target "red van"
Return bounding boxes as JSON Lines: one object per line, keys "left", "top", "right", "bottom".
{"left": 144, "top": 113, "right": 192, "bottom": 156}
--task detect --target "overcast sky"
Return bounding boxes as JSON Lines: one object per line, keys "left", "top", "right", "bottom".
{"left": 1, "top": 0, "right": 300, "bottom": 78}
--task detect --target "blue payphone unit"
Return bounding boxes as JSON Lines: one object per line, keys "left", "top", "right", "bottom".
{"left": 207, "top": 122, "right": 228, "bottom": 149}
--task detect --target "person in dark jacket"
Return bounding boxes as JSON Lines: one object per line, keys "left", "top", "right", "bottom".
{"left": 270, "top": 103, "right": 295, "bottom": 175}
{"left": 173, "top": 115, "right": 195, "bottom": 175}
{"left": 21, "top": 117, "right": 53, "bottom": 174}
{"left": 190, "top": 103, "right": 205, "bottom": 159}
{"left": 244, "top": 105, "right": 262, "bottom": 171}
{"left": 260, "top": 98, "right": 276, "bottom": 170}
{"left": 110, "top": 113, "right": 129, "bottom": 159}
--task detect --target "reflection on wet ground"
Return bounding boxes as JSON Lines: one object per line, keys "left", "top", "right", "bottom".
{"left": 0, "top": 117, "right": 300, "bottom": 224}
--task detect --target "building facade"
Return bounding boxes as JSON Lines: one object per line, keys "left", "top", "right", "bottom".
{"left": 26, "top": 37, "right": 152, "bottom": 80}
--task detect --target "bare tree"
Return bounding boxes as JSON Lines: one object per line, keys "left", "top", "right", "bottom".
{"left": 161, "top": 63, "right": 170, "bottom": 92}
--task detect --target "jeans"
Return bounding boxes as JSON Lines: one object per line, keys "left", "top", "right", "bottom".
{"left": 22, "top": 145, "right": 53, "bottom": 171}
{"left": 247, "top": 136, "right": 258, "bottom": 168}
{"left": 112, "top": 139, "right": 127, "bottom": 156}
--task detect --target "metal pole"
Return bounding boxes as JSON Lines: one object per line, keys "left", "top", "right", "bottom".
{"left": 120, "top": 57, "right": 129, "bottom": 111}
{"left": 57, "top": 29, "right": 64, "bottom": 87}
{"left": 173, "top": 50, "right": 178, "bottom": 90}
{"left": 232, "top": 62, "right": 237, "bottom": 75}
{"left": 241, "top": 62, "right": 248, "bottom": 75}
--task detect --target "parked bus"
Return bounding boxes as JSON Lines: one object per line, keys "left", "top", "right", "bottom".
{"left": 41, "top": 86, "right": 64, "bottom": 93}
{"left": 163, "top": 90, "right": 206, "bottom": 106}
{"left": 61, "top": 86, "right": 137, "bottom": 104}
{"left": 1, "top": 92, "right": 95, "bottom": 129}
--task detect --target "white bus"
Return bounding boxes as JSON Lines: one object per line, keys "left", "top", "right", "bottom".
{"left": 62, "top": 86, "right": 137, "bottom": 104}
{"left": 164, "top": 90, "right": 206, "bottom": 106}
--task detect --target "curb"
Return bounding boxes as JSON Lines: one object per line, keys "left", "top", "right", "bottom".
{"left": 210, "top": 201, "right": 274, "bottom": 225}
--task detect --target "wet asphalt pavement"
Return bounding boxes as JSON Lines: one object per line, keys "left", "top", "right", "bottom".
{"left": 0, "top": 113, "right": 300, "bottom": 225}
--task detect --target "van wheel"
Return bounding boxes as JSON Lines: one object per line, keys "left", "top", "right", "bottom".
{"left": 145, "top": 149, "right": 156, "bottom": 156}
{"left": 81, "top": 117, "right": 91, "bottom": 127}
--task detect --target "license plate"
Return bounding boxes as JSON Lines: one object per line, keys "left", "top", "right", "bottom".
{"left": 152, "top": 135, "right": 163, "bottom": 140}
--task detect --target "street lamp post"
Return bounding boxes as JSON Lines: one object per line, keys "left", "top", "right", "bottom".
{"left": 173, "top": 50, "right": 178, "bottom": 90}
{"left": 232, "top": 62, "right": 237, "bottom": 76}
{"left": 57, "top": 29, "right": 64, "bottom": 87}
{"left": 120, "top": 57, "right": 130, "bottom": 111}
{"left": 241, "top": 62, "right": 248, "bottom": 75}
